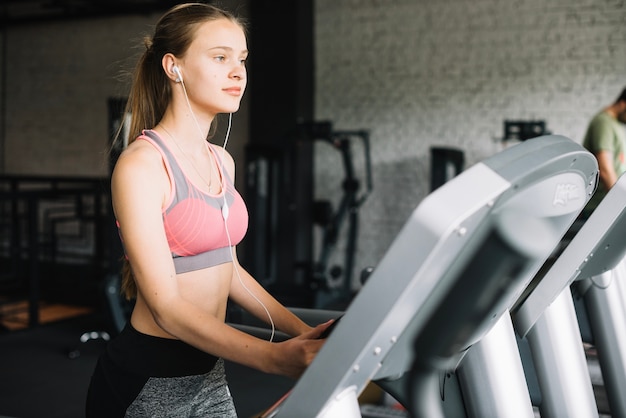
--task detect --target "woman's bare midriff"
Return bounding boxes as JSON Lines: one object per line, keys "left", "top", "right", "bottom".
{"left": 129, "top": 262, "right": 233, "bottom": 339}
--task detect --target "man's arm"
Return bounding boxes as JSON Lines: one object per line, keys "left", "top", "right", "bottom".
{"left": 595, "top": 150, "right": 618, "bottom": 189}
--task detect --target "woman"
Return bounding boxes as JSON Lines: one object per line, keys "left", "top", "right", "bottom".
{"left": 86, "top": 3, "right": 331, "bottom": 416}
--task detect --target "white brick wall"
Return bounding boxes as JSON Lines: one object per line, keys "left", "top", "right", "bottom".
{"left": 314, "top": 0, "right": 626, "bottom": 288}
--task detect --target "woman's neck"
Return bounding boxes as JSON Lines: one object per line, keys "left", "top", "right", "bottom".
{"left": 158, "top": 109, "right": 214, "bottom": 151}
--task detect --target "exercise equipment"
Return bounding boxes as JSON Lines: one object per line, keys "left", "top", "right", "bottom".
{"left": 260, "top": 135, "right": 597, "bottom": 417}
{"left": 243, "top": 121, "right": 372, "bottom": 309}
{"left": 513, "top": 172, "right": 626, "bottom": 417}
{"left": 311, "top": 125, "right": 373, "bottom": 309}
{"left": 430, "top": 147, "right": 464, "bottom": 191}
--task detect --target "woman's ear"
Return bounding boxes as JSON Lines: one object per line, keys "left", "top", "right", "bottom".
{"left": 162, "top": 53, "right": 180, "bottom": 83}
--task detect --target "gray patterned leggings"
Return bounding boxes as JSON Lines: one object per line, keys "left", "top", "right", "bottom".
{"left": 86, "top": 323, "right": 237, "bottom": 417}
{"left": 126, "top": 359, "right": 237, "bottom": 417}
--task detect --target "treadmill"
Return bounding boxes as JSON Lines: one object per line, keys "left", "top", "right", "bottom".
{"left": 260, "top": 135, "right": 598, "bottom": 417}
{"left": 513, "top": 173, "right": 626, "bottom": 418}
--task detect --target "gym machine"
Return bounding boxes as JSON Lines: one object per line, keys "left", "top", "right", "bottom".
{"left": 259, "top": 135, "right": 597, "bottom": 417}
{"left": 308, "top": 123, "right": 373, "bottom": 309}
{"left": 244, "top": 121, "right": 372, "bottom": 309}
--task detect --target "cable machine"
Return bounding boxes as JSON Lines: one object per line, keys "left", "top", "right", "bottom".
{"left": 308, "top": 123, "right": 373, "bottom": 309}
{"left": 243, "top": 121, "right": 372, "bottom": 309}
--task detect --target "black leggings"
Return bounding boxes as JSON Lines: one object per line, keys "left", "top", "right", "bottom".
{"left": 86, "top": 323, "right": 236, "bottom": 417}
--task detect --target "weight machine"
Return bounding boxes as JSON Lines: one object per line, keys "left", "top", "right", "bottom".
{"left": 304, "top": 122, "right": 373, "bottom": 309}
{"left": 244, "top": 121, "right": 372, "bottom": 309}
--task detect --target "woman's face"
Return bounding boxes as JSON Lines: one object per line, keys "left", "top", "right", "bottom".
{"left": 178, "top": 18, "right": 248, "bottom": 117}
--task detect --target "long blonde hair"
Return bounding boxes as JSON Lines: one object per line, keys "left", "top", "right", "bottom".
{"left": 117, "top": 3, "right": 246, "bottom": 299}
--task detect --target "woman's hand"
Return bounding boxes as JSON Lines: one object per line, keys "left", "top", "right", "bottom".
{"left": 271, "top": 320, "right": 336, "bottom": 379}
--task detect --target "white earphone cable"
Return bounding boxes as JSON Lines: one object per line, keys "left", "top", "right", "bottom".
{"left": 179, "top": 79, "right": 275, "bottom": 341}
{"left": 223, "top": 197, "right": 276, "bottom": 342}
{"left": 179, "top": 79, "right": 208, "bottom": 145}
{"left": 221, "top": 113, "right": 275, "bottom": 342}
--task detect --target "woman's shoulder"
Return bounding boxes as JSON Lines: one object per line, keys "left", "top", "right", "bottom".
{"left": 112, "top": 138, "right": 169, "bottom": 192}
{"left": 118, "top": 138, "right": 163, "bottom": 170}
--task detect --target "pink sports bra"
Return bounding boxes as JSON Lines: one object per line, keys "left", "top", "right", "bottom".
{"left": 137, "top": 130, "right": 248, "bottom": 273}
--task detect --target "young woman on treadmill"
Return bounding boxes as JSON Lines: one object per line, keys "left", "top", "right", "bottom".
{"left": 86, "top": 4, "right": 332, "bottom": 416}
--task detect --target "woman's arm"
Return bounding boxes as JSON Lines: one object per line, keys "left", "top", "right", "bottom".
{"left": 228, "top": 251, "right": 313, "bottom": 337}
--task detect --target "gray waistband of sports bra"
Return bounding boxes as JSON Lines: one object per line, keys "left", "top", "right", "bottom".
{"left": 173, "top": 247, "right": 233, "bottom": 274}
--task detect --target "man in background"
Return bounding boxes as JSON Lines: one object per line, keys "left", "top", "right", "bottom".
{"left": 581, "top": 87, "right": 626, "bottom": 218}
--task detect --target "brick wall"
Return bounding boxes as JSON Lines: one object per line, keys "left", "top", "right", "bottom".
{"left": 0, "top": 1, "right": 623, "bottom": 291}
{"left": 314, "top": 0, "right": 626, "bottom": 288}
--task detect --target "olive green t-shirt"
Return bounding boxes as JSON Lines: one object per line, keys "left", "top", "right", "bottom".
{"left": 582, "top": 111, "right": 626, "bottom": 216}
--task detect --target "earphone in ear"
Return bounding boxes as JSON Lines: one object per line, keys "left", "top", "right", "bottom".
{"left": 173, "top": 65, "right": 183, "bottom": 83}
